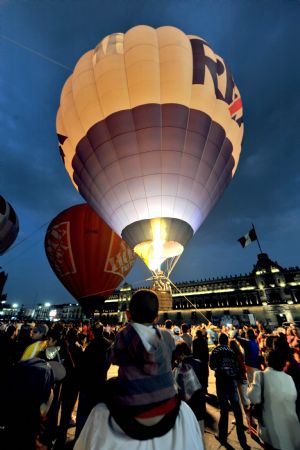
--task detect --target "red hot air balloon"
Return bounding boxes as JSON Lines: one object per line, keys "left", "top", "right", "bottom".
{"left": 44, "top": 204, "right": 136, "bottom": 312}
{"left": 57, "top": 25, "right": 243, "bottom": 274}
{"left": 0, "top": 195, "right": 19, "bottom": 255}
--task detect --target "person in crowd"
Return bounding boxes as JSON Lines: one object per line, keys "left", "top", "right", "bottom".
{"left": 15, "top": 322, "right": 33, "bottom": 359}
{"left": 206, "top": 324, "right": 218, "bottom": 350}
{"left": 173, "top": 325, "right": 184, "bottom": 343}
{"left": 165, "top": 319, "right": 173, "bottom": 334}
{"left": 210, "top": 333, "right": 250, "bottom": 450}
{"left": 273, "top": 334, "right": 300, "bottom": 422}
{"left": 0, "top": 324, "right": 19, "bottom": 375}
{"left": 229, "top": 338, "right": 252, "bottom": 427}
{"left": 21, "top": 323, "right": 49, "bottom": 361}
{"left": 75, "top": 322, "right": 111, "bottom": 439}
{"left": 74, "top": 289, "right": 204, "bottom": 450}
{"left": 39, "top": 327, "right": 67, "bottom": 449}
{"left": 181, "top": 323, "right": 193, "bottom": 349}
{"left": 192, "top": 327, "right": 209, "bottom": 394}
{"left": 1, "top": 353, "right": 65, "bottom": 450}
{"left": 248, "top": 348, "right": 300, "bottom": 450}
{"left": 173, "top": 341, "right": 206, "bottom": 447}
{"left": 55, "top": 327, "right": 83, "bottom": 449}
{"left": 236, "top": 328, "right": 260, "bottom": 383}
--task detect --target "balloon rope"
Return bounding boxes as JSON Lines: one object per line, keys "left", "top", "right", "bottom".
{"left": 1, "top": 221, "right": 50, "bottom": 264}
{"left": 0, "top": 34, "right": 72, "bottom": 71}
{"left": 165, "top": 275, "right": 210, "bottom": 324}
{"left": 167, "top": 254, "right": 181, "bottom": 278}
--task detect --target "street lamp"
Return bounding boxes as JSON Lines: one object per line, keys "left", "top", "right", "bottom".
{"left": 44, "top": 302, "right": 51, "bottom": 307}
{"left": 12, "top": 303, "right": 18, "bottom": 308}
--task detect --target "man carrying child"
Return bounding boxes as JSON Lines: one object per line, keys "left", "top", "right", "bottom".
{"left": 74, "top": 289, "right": 204, "bottom": 450}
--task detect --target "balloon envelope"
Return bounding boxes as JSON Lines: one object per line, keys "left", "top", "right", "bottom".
{"left": 0, "top": 195, "right": 19, "bottom": 255}
{"left": 45, "top": 204, "right": 136, "bottom": 310}
{"left": 57, "top": 25, "right": 243, "bottom": 272}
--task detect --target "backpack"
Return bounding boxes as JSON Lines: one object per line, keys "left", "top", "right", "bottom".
{"left": 173, "top": 362, "right": 202, "bottom": 401}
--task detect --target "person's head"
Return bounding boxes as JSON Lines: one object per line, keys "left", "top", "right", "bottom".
{"left": 46, "top": 328, "right": 62, "bottom": 347}
{"left": 174, "top": 341, "right": 191, "bottom": 362}
{"left": 218, "top": 332, "right": 228, "bottom": 346}
{"left": 265, "top": 349, "right": 287, "bottom": 371}
{"left": 246, "top": 328, "right": 256, "bottom": 340}
{"left": 92, "top": 322, "right": 104, "bottom": 338}
{"left": 181, "top": 323, "right": 189, "bottom": 334}
{"left": 18, "top": 323, "right": 33, "bottom": 341}
{"left": 196, "top": 327, "right": 204, "bottom": 338}
{"left": 32, "top": 324, "right": 49, "bottom": 341}
{"left": 229, "top": 338, "right": 243, "bottom": 355}
{"left": 6, "top": 324, "right": 17, "bottom": 339}
{"left": 127, "top": 289, "right": 159, "bottom": 325}
{"left": 66, "top": 327, "right": 79, "bottom": 343}
{"left": 165, "top": 319, "right": 173, "bottom": 330}
{"left": 173, "top": 326, "right": 180, "bottom": 335}
{"left": 273, "top": 335, "right": 292, "bottom": 358}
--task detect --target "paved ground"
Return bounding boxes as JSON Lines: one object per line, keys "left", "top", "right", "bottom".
{"left": 204, "top": 371, "right": 262, "bottom": 449}
{"left": 66, "top": 366, "right": 263, "bottom": 449}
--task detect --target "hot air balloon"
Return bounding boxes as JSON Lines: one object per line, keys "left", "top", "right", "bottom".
{"left": 56, "top": 25, "right": 243, "bottom": 275}
{"left": 0, "top": 195, "right": 19, "bottom": 255}
{"left": 44, "top": 203, "right": 136, "bottom": 313}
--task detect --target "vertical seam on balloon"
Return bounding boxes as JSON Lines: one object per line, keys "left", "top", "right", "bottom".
{"left": 57, "top": 86, "right": 75, "bottom": 170}
{"left": 157, "top": 28, "right": 162, "bottom": 221}
{"left": 205, "top": 154, "right": 233, "bottom": 217}
{"left": 202, "top": 62, "right": 237, "bottom": 214}
{"left": 89, "top": 48, "right": 117, "bottom": 226}
{"left": 67, "top": 64, "right": 103, "bottom": 220}
{"left": 180, "top": 36, "right": 194, "bottom": 225}
{"left": 122, "top": 29, "right": 144, "bottom": 226}
{"left": 107, "top": 34, "right": 135, "bottom": 231}
{"left": 189, "top": 41, "right": 219, "bottom": 219}
{"left": 203, "top": 124, "right": 229, "bottom": 211}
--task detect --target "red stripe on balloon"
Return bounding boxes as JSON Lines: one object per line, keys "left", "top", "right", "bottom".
{"left": 229, "top": 98, "right": 242, "bottom": 115}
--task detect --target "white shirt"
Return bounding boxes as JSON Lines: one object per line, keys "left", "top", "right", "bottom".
{"left": 74, "top": 401, "right": 204, "bottom": 450}
{"left": 248, "top": 368, "right": 300, "bottom": 450}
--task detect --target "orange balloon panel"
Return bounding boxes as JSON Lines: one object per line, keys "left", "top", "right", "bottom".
{"left": 45, "top": 204, "right": 136, "bottom": 307}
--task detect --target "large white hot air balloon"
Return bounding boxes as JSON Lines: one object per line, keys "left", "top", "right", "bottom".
{"left": 57, "top": 25, "right": 243, "bottom": 273}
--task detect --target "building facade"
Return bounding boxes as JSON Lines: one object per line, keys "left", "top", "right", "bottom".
{"left": 1, "top": 253, "right": 299, "bottom": 327}
{"left": 102, "top": 253, "right": 300, "bottom": 327}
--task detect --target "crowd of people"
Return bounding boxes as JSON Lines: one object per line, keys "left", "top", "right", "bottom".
{"left": 0, "top": 293, "right": 300, "bottom": 450}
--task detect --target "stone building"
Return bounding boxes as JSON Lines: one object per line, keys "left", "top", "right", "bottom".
{"left": 102, "top": 253, "right": 300, "bottom": 327}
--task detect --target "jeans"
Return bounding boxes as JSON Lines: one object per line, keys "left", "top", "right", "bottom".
{"left": 216, "top": 376, "right": 248, "bottom": 447}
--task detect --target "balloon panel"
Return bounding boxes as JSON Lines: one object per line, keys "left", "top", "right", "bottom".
{"left": 0, "top": 195, "right": 19, "bottom": 255}
{"left": 45, "top": 204, "right": 136, "bottom": 303}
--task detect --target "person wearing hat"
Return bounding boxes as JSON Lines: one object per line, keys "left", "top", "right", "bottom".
{"left": 1, "top": 356, "right": 65, "bottom": 450}
{"left": 173, "top": 325, "right": 184, "bottom": 343}
{"left": 74, "top": 289, "right": 203, "bottom": 450}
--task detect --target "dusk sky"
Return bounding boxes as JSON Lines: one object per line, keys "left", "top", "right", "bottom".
{"left": 1, "top": 0, "right": 300, "bottom": 307}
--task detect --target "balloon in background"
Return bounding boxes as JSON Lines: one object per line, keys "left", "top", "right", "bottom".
{"left": 45, "top": 203, "right": 136, "bottom": 313}
{"left": 57, "top": 25, "right": 243, "bottom": 273}
{"left": 0, "top": 195, "right": 19, "bottom": 255}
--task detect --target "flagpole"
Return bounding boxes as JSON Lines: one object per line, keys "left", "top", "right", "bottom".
{"left": 252, "top": 223, "right": 263, "bottom": 253}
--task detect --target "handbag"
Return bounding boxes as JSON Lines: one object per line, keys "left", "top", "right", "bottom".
{"left": 173, "top": 362, "right": 201, "bottom": 401}
{"left": 250, "top": 371, "right": 264, "bottom": 424}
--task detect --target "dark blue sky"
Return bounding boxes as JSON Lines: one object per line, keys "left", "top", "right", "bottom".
{"left": 1, "top": 0, "right": 300, "bottom": 307}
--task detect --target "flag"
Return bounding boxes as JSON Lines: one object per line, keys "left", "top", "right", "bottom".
{"left": 238, "top": 226, "right": 257, "bottom": 248}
